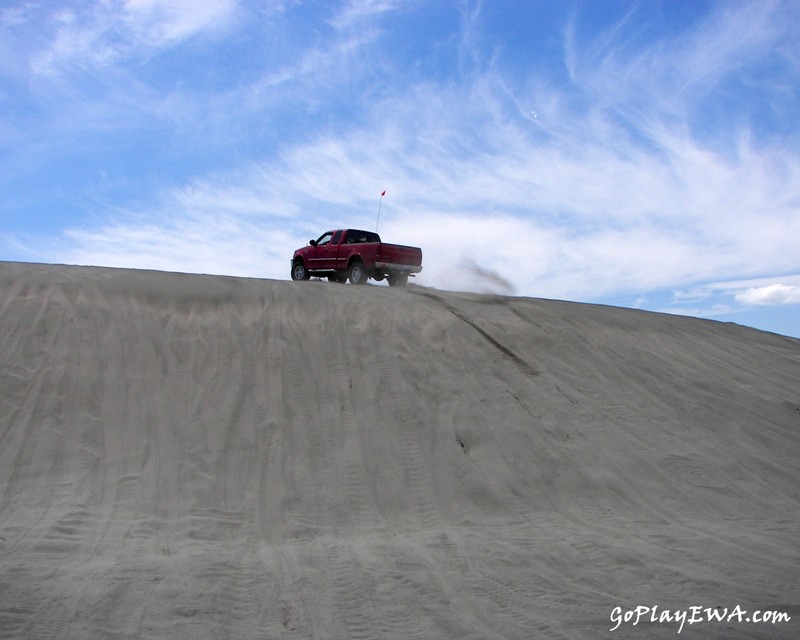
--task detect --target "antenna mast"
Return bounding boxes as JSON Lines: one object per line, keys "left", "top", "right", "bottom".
{"left": 375, "top": 190, "right": 386, "bottom": 232}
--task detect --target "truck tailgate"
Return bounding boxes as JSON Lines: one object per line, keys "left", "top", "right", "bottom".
{"left": 376, "top": 243, "right": 422, "bottom": 267}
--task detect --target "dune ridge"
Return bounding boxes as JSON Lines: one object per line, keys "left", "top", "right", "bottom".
{"left": 1, "top": 261, "right": 798, "bottom": 639}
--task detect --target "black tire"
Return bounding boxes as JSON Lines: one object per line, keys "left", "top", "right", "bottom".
{"left": 387, "top": 273, "right": 408, "bottom": 288}
{"left": 291, "top": 260, "right": 309, "bottom": 281}
{"left": 348, "top": 261, "right": 368, "bottom": 285}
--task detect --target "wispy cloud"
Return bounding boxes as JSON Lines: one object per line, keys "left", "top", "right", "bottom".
{"left": 30, "top": 0, "right": 239, "bottom": 75}
{"left": 123, "top": 0, "right": 239, "bottom": 47}
{"left": 328, "top": 0, "right": 402, "bottom": 31}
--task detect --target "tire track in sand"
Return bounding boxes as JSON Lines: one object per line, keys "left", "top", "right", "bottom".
{"left": 377, "top": 356, "right": 440, "bottom": 532}
{"left": 410, "top": 290, "right": 538, "bottom": 379}
{"left": 277, "top": 314, "right": 336, "bottom": 540}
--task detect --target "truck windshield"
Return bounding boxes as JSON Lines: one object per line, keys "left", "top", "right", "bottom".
{"left": 345, "top": 230, "right": 380, "bottom": 244}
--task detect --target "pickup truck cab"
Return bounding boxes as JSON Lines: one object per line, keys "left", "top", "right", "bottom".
{"left": 291, "top": 229, "right": 422, "bottom": 287}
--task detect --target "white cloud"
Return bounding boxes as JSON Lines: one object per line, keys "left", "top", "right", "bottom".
{"left": 329, "top": 0, "right": 401, "bottom": 31}
{"left": 31, "top": 0, "right": 239, "bottom": 75}
{"left": 658, "top": 304, "right": 735, "bottom": 319}
{"left": 123, "top": 0, "right": 238, "bottom": 47}
{"left": 673, "top": 274, "right": 800, "bottom": 299}
{"left": 60, "top": 209, "right": 296, "bottom": 279}
{"left": 566, "top": 0, "right": 792, "bottom": 120}
{"left": 735, "top": 284, "right": 800, "bottom": 306}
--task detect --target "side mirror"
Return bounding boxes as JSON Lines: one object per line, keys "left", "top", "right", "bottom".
{"left": 309, "top": 239, "right": 317, "bottom": 247}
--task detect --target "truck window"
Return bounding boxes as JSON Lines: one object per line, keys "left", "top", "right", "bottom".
{"left": 332, "top": 230, "right": 343, "bottom": 244}
{"left": 345, "top": 230, "right": 381, "bottom": 244}
{"left": 316, "top": 231, "right": 333, "bottom": 246}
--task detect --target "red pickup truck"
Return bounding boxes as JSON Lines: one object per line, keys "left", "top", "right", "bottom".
{"left": 291, "top": 229, "right": 423, "bottom": 287}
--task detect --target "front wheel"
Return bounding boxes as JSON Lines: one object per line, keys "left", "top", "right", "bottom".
{"left": 291, "top": 260, "right": 309, "bottom": 281}
{"left": 348, "top": 261, "right": 368, "bottom": 285}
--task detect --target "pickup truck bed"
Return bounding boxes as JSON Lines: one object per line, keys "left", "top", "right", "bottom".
{"left": 291, "top": 229, "right": 422, "bottom": 287}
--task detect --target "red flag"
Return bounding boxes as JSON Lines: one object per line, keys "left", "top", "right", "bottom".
{"left": 381, "top": 190, "right": 386, "bottom": 196}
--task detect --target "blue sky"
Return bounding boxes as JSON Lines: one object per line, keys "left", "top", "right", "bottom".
{"left": 2, "top": 1, "right": 799, "bottom": 338}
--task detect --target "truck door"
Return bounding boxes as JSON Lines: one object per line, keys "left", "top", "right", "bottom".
{"left": 315, "top": 231, "right": 345, "bottom": 270}
{"left": 309, "top": 231, "right": 334, "bottom": 270}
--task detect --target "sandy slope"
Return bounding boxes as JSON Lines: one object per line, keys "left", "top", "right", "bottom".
{"left": 0, "top": 261, "right": 798, "bottom": 639}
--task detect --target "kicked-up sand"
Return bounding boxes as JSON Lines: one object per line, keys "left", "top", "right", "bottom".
{"left": 0, "top": 261, "right": 798, "bottom": 639}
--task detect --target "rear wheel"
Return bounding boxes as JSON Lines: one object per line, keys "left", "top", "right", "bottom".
{"left": 291, "top": 260, "right": 309, "bottom": 281}
{"left": 348, "top": 261, "right": 368, "bottom": 285}
{"left": 387, "top": 273, "right": 408, "bottom": 288}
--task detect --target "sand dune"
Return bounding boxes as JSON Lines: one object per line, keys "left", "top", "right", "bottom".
{"left": 1, "top": 261, "right": 798, "bottom": 639}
